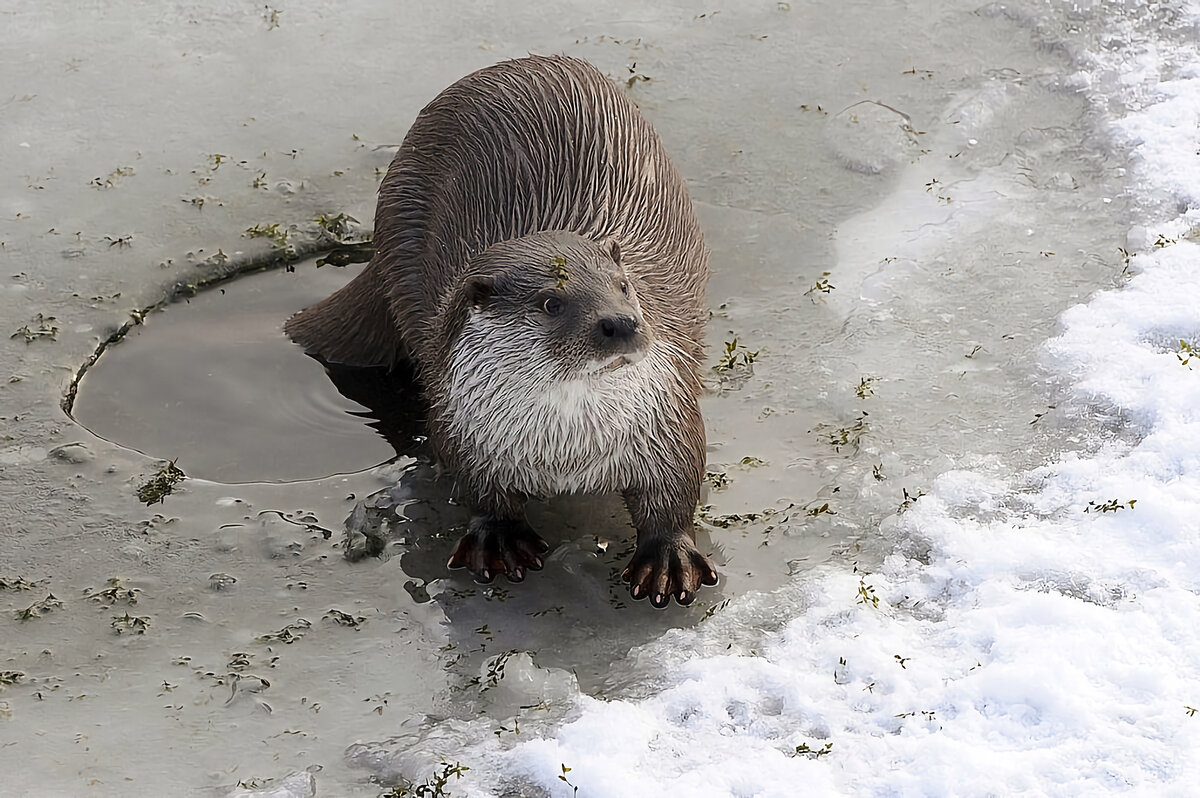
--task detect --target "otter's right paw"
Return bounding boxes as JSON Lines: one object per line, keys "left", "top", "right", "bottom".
{"left": 446, "top": 518, "right": 550, "bottom": 584}
{"left": 621, "top": 538, "right": 719, "bottom": 609}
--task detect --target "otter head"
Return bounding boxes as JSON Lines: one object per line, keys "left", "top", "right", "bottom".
{"left": 448, "top": 230, "right": 653, "bottom": 379}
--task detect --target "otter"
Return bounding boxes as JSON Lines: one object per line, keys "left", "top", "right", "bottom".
{"left": 285, "top": 54, "right": 717, "bottom": 608}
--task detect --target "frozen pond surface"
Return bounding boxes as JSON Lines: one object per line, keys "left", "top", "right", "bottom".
{"left": 3, "top": 1, "right": 1200, "bottom": 796}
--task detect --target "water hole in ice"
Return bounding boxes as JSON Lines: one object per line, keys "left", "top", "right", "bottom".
{"left": 68, "top": 259, "right": 400, "bottom": 484}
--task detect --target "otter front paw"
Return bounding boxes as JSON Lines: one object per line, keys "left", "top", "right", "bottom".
{"left": 621, "top": 538, "right": 719, "bottom": 608}
{"left": 446, "top": 517, "right": 550, "bottom": 584}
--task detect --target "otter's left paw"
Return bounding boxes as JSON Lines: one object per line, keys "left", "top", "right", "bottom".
{"left": 447, "top": 517, "right": 550, "bottom": 584}
{"left": 621, "top": 539, "right": 719, "bottom": 608}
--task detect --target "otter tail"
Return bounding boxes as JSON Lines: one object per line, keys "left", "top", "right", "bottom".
{"left": 283, "top": 262, "right": 405, "bottom": 368}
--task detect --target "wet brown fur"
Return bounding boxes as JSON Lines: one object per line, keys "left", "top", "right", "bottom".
{"left": 285, "top": 55, "right": 715, "bottom": 607}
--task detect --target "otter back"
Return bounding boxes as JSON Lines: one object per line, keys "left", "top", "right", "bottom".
{"left": 284, "top": 54, "right": 708, "bottom": 376}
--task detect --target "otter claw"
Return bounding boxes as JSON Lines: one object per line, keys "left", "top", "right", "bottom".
{"left": 622, "top": 539, "right": 718, "bottom": 608}
{"left": 448, "top": 517, "right": 549, "bottom": 585}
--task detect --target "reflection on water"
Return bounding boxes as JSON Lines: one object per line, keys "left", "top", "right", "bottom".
{"left": 70, "top": 261, "right": 402, "bottom": 483}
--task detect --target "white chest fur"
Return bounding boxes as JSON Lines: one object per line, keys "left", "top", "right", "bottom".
{"left": 443, "top": 333, "right": 676, "bottom": 497}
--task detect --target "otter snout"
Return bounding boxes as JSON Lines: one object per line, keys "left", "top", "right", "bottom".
{"left": 592, "top": 311, "right": 650, "bottom": 356}
{"left": 598, "top": 315, "right": 640, "bottom": 342}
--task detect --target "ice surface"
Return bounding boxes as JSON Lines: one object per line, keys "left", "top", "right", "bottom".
{"left": 227, "top": 770, "right": 317, "bottom": 798}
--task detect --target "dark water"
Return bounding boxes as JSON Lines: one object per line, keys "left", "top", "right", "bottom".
{"left": 71, "top": 262, "right": 397, "bottom": 483}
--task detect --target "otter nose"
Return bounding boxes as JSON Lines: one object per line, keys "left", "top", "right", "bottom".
{"left": 598, "top": 315, "right": 639, "bottom": 341}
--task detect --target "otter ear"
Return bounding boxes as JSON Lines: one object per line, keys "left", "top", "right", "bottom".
{"left": 607, "top": 238, "right": 622, "bottom": 267}
{"left": 465, "top": 276, "right": 494, "bottom": 312}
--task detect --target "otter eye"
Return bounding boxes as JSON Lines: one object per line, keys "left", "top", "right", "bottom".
{"left": 619, "top": 279, "right": 630, "bottom": 296}
{"left": 541, "top": 295, "right": 565, "bottom": 316}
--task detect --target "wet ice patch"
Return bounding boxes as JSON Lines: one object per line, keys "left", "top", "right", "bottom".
{"left": 0, "top": 444, "right": 47, "bottom": 465}
{"left": 830, "top": 71, "right": 1086, "bottom": 310}
{"left": 826, "top": 99, "right": 925, "bottom": 175}
{"left": 226, "top": 770, "right": 316, "bottom": 798}
{"left": 946, "top": 79, "right": 1023, "bottom": 140}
